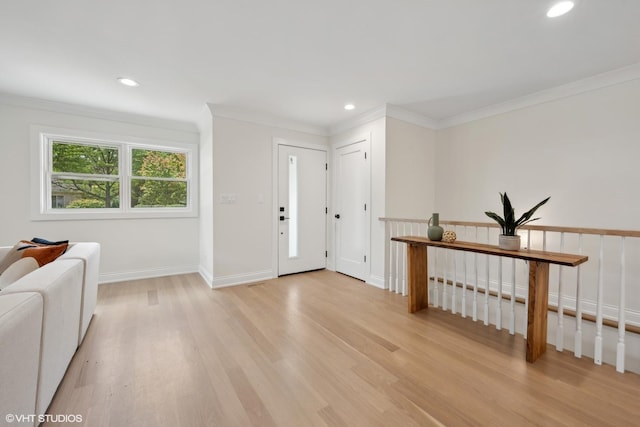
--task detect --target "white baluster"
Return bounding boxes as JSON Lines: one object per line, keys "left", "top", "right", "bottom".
{"left": 429, "top": 246, "right": 434, "bottom": 303}
{"left": 389, "top": 222, "right": 394, "bottom": 292}
{"left": 401, "top": 223, "right": 407, "bottom": 296}
{"left": 452, "top": 243, "right": 458, "bottom": 315}
{"left": 509, "top": 258, "right": 516, "bottom": 335}
{"left": 396, "top": 223, "right": 401, "bottom": 294}
{"left": 473, "top": 228, "right": 479, "bottom": 322}
{"left": 484, "top": 227, "right": 490, "bottom": 326}
{"left": 496, "top": 257, "right": 502, "bottom": 330}
{"left": 391, "top": 223, "right": 398, "bottom": 293}
{"left": 556, "top": 232, "right": 565, "bottom": 352}
{"left": 574, "top": 234, "right": 583, "bottom": 358}
{"left": 433, "top": 247, "right": 439, "bottom": 308}
{"left": 524, "top": 231, "right": 532, "bottom": 339}
{"left": 594, "top": 235, "right": 604, "bottom": 365}
{"left": 384, "top": 221, "right": 391, "bottom": 290}
{"left": 443, "top": 249, "right": 448, "bottom": 311}
{"left": 462, "top": 239, "right": 468, "bottom": 319}
{"left": 616, "top": 237, "right": 626, "bottom": 373}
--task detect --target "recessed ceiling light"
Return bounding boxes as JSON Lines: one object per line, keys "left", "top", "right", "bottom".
{"left": 547, "top": 1, "right": 575, "bottom": 18}
{"left": 344, "top": 103, "right": 355, "bottom": 111}
{"left": 118, "top": 77, "right": 139, "bottom": 87}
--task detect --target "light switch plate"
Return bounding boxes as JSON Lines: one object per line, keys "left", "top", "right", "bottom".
{"left": 220, "top": 193, "right": 237, "bottom": 204}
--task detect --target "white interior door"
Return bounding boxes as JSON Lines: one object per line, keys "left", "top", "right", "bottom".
{"left": 334, "top": 140, "right": 369, "bottom": 280}
{"left": 278, "top": 145, "right": 327, "bottom": 276}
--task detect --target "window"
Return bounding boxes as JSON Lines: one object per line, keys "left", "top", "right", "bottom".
{"left": 130, "top": 148, "right": 187, "bottom": 208}
{"left": 51, "top": 141, "right": 121, "bottom": 209}
{"left": 288, "top": 154, "right": 298, "bottom": 258}
{"left": 32, "top": 126, "right": 198, "bottom": 220}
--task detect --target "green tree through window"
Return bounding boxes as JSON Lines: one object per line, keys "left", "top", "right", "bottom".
{"left": 131, "top": 149, "right": 187, "bottom": 208}
{"left": 52, "top": 142, "right": 120, "bottom": 208}
{"left": 51, "top": 142, "right": 188, "bottom": 209}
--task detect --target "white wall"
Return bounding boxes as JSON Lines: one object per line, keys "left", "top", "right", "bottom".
{"left": 0, "top": 98, "right": 201, "bottom": 282}
{"left": 8, "top": 77, "right": 636, "bottom": 292}
{"left": 435, "top": 79, "right": 640, "bottom": 230}
{"left": 385, "top": 117, "right": 436, "bottom": 219}
{"left": 198, "top": 106, "right": 214, "bottom": 283}
{"left": 209, "top": 114, "right": 328, "bottom": 287}
{"left": 433, "top": 79, "right": 640, "bottom": 370}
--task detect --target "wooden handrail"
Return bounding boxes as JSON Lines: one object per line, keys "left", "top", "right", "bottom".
{"left": 379, "top": 217, "right": 640, "bottom": 238}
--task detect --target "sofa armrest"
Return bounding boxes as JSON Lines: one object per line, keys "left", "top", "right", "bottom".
{"left": 0, "top": 259, "right": 84, "bottom": 416}
{"left": 59, "top": 242, "right": 100, "bottom": 344}
{"left": 0, "top": 293, "right": 43, "bottom": 427}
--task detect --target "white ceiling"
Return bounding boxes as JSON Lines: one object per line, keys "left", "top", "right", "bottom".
{"left": 1, "top": 0, "right": 639, "bottom": 131}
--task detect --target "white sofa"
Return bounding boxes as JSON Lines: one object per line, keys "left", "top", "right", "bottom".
{"left": 0, "top": 292, "right": 43, "bottom": 425}
{"left": 59, "top": 242, "right": 101, "bottom": 345}
{"left": 0, "top": 242, "right": 100, "bottom": 425}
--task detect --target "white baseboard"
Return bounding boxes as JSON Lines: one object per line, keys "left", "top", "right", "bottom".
{"left": 98, "top": 265, "right": 274, "bottom": 290}
{"left": 210, "top": 270, "right": 274, "bottom": 289}
{"left": 99, "top": 265, "right": 200, "bottom": 284}
{"left": 367, "top": 274, "right": 386, "bottom": 289}
{"left": 199, "top": 266, "right": 213, "bottom": 288}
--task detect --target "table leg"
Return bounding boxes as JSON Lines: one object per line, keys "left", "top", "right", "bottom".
{"left": 526, "top": 261, "right": 550, "bottom": 362}
{"left": 407, "top": 244, "right": 429, "bottom": 313}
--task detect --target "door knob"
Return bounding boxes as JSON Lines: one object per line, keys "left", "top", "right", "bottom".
{"left": 335, "top": 214, "right": 340, "bottom": 219}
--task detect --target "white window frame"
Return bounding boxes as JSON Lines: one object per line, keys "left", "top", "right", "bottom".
{"left": 31, "top": 125, "right": 199, "bottom": 220}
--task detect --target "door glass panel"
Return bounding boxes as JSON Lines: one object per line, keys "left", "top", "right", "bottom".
{"left": 288, "top": 155, "right": 298, "bottom": 258}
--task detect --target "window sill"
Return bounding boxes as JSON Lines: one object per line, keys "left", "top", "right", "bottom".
{"left": 30, "top": 209, "right": 198, "bottom": 221}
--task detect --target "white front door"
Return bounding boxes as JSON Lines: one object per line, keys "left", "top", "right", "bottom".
{"left": 278, "top": 145, "right": 327, "bottom": 276}
{"left": 334, "top": 140, "right": 369, "bottom": 280}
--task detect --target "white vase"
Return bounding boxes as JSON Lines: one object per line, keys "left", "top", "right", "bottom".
{"left": 499, "top": 235, "right": 521, "bottom": 251}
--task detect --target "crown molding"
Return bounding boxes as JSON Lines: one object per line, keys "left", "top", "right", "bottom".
{"left": 196, "top": 104, "right": 213, "bottom": 134}
{"left": 0, "top": 92, "right": 199, "bottom": 134}
{"left": 329, "top": 105, "right": 386, "bottom": 136}
{"left": 385, "top": 104, "right": 438, "bottom": 129}
{"left": 7, "top": 61, "right": 639, "bottom": 137}
{"left": 207, "top": 104, "right": 329, "bottom": 137}
{"left": 437, "top": 62, "right": 640, "bottom": 129}
{"left": 330, "top": 103, "right": 438, "bottom": 136}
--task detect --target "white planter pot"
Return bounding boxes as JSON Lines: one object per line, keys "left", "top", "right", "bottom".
{"left": 499, "top": 235, "right": 521, "bottom": 251}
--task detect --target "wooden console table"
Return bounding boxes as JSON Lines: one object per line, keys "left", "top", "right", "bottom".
{"left": 391, "top": 236, "right": 588, "bottom": 363}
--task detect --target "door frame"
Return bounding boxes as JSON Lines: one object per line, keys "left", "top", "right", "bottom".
{"left": 272, "top": 137, "right": 329, "bottom": 277}
{"left": 332, "top": 132, "right": 371, "bottom": 281}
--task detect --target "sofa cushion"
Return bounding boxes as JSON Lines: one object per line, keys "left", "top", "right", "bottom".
{"left": 31, "top": 237, "right": 70, "bottom": 246}
{"left": 0, "top": 242, "right": 28, "bottom": 275}
{"left": 0, "top": 240, "right": 68, "bottom": 270}
{"left": 0, "top": 257, "right": 39, "bottom": 290}
{"left": 21, "top": 242, "right": 68, "bottom": 267}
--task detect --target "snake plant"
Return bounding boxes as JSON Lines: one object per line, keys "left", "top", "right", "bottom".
{"left": 485, "top": 192, "right": 550, "bottom": 236}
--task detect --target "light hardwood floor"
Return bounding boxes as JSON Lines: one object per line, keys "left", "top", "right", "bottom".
{"left": 46, "top": 270, "right": 640, "bottom": 426}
